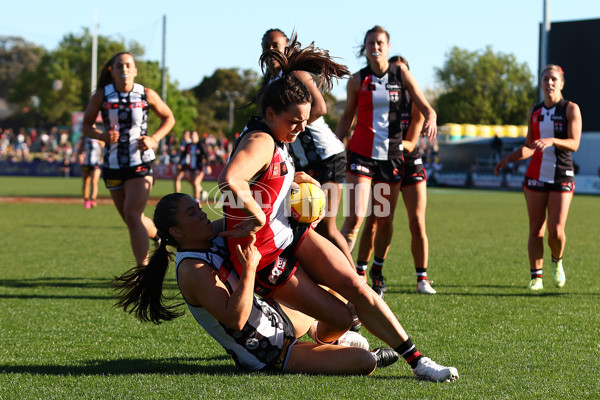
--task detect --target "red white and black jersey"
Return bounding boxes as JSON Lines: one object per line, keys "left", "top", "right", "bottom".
{"left": 526, "top": 99, "right": 574, "bottom": 184}
{"left": 100, "top": 83, "right": 154, "bottom": 169}
{"left": 398, "top": 91, "right": 423, "bottom": 167}
{"left": 224, "top": 117, "right": 295, "bottom": 274}
{"left": 82, "top": 137, "right": 103, "bottom": 167}
{"left": 175, "top": 236, "right": 297, "bottom": 371}
{"left": 348, "top": 63, "right": 405, "bottom": 161}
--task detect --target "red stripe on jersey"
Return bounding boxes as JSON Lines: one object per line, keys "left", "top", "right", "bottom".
{"left": 225, "top": 146, "right": 291, "bottom": 274}
{"left": 350, "top": 75, "right": 375, "bottom": 157}
{"left": 527, "top": 107, "right": 543, "bottom": 180}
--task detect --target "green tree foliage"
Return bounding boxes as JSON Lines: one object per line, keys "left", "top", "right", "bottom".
{"left": 5, "top": 30, "right": 198, "bottom": 137}
{"left": 191, "top": 68, "right": 259, "bottom": 139}
{"left": 434, "top": 46, "right": 536, "bottom": 125}
{"left": 0, "top": 37, "right": 44, "bottom": 99}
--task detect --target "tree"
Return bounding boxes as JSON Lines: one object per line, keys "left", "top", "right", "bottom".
{"left": 191, "top": 68, "right": 259, "bottom": 138}
{"left": 434, "top": 46, "right": 536, "bottom": 125}
{"left": 5, "top": 30, "right": 199, "bottom": 137}
{"left": 7, "top": 29, "right": 141, "bottom": 126}
{"left": 0, "top": 37, "right": 45, "bottom": 99}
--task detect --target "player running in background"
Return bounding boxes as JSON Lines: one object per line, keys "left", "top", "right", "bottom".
{"left": 178, "top": 130, "right": 211, "bottom": 204}
{"left": 82, "top": 52, "right": 175, "bottom": 267}
{"left": 173, "top": 130, "right": 192, "bottom": 194}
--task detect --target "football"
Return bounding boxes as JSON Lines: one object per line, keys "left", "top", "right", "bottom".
{"left": 289, "top": 182, "right": 326, "bottom": 224}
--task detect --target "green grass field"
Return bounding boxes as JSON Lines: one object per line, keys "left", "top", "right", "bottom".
{"left": 1, "top": 176, "right": 599, "bottom": 399}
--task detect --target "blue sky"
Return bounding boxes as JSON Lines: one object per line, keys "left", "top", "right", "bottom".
{"left": 4, "top": 1, "right": 600, "bottom": 99}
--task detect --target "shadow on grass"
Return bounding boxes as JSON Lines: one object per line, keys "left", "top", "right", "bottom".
{"left": 0, "top": 276, "right": 180, "bottom": 300}
{"left": 0, "top": 276, "right": 179, "bottom": 290}
{"left": 0, "top": 357, "right": 417, "bottom": 379}
{"left": 385, "top": 285, "right": 595, "bottom": 297}
{"left": 0, "top": 356, "right": 237, "bottom": 376}
{"left": 24, "top": 224, "right": 123, "bottom": 230}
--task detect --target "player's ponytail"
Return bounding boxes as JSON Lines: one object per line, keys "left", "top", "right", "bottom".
{"left": 258, "top": 33, "right": 350, "bottom": 116}
{"left": 113, "top": 193, "right": 187, "bottom": 324}
{"left": 266, "top": 33, "right": 350, "bottom": 91}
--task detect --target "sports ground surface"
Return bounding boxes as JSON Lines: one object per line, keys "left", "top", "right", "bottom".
{"left": 1, "top": 176, "right": 598, "bottom": 399}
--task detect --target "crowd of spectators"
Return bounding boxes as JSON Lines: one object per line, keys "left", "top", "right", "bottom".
{"left": 158, "top": 130, "right": 232, "bottom": 168}
{"left": 0, "top": 126, "right": 232, "bottom": 177}
{"left": 0, "top": 126, "right": 74, "bottom": 164}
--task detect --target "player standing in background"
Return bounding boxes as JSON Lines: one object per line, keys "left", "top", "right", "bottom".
{"left": 82, "top": 52, "right": 175, "bottom": 267}
{"left": 174, "top": 130, "right": 192, "bottom": 194}
{"left": 494, "top": 64, "right": 581, "bottom": 291}
{"left": 335, "top": 26, "right": 437, "bottom": 297}
{"left": 77, "top": 135, "right": 104, "bottom": 209}
{"left": 356, "top": 55, "right": 436, "bottom": 294}
{"left": 180, "top": 130, "right": 211, "bottom": 204}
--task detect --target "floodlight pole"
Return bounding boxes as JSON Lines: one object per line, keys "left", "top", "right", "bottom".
{"left": 91, "top": 9, "right": 98, "bottom": 94}
{"left": 161, "top": 15, "right": 167, "bottom": 102}
{"left": 539, "top": 0, "right": 550, "bottom": 100}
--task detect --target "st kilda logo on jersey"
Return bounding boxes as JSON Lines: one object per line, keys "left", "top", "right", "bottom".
{"left": 386, "top": 83, "right": 401, "bottom": 103}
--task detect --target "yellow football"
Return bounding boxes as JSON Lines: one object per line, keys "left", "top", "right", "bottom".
{"left": 289, "top": 182, "right": 326, "bottom": 224}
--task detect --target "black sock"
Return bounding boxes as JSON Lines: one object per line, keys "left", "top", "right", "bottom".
{"left": 416, "top": 267, "right": 427, "bottom": 282}
{"left": 394, "top": 338, "right": 423, "bottom": 368}
{"left": 371, "top": 257, "right": 385, "bottom": 275}
{"left": 356, "top": 260, "right": 368, "bottom": 276}
{"left": 531, "top": 269, "right": 542, "bottom": 279}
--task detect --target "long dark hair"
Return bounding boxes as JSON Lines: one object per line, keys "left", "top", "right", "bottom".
{"left": 256, "top": 33, "right": 350, "bottom": 115}
{"left": 113, "top": 193, "right": 187, "bottom": 324}
{"left": 97, "top": 51, "right": 135, "bottom": 90}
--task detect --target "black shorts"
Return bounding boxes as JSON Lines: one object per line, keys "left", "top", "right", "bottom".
{"left": 81, "top": 165, "right": 101, "bottom": 174}
{"left": 523, "top": 176, "right": 574, "bottom": 193}
{"left": 401, "top": 153, "right": 427, "bottom": 188}
{"left": 103, "top": 162, "right": 154, "bottom": 190}
{"left": 297, "top": 152, "right": 346, "bottom": 184}
{"left": 346, "top": 151, "right": 403, "bottom": 183}
{"left": 182, "top": 164, "right": 204, "bottom": 172}
{"left": 253, "top": 222, "right": 310, "bottom": 298}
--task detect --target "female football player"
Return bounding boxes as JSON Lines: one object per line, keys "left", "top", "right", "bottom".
{"left": 335, "top": 26, "right": 437, "bottom": 297}
{"left": 218, "top": 35, "right": 458, "bottom": 382}
{"left": 494, "top": 65, "right": 582, "bottom": 291}
{"left": 355, "top": 55, "right": 436, "bottom": 295}
{"left": 114, "top": 193, "right": 398, "bottom": 374}
{"left": 82, "top": 52, "right": 175, "bottom": 266}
